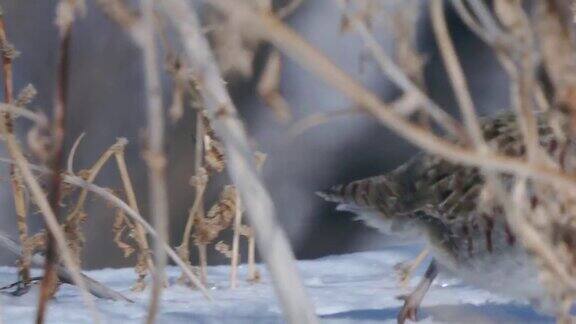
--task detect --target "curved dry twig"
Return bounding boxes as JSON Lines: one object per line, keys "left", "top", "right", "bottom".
{"left": 288, "top": 107, "right": 363, "bottom": 138}
{"left": 66, "top": 132, "right": 85, "bottom": 175}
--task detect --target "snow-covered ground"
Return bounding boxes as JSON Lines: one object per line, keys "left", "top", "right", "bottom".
{"left": 0, "top": 249, "right": 552, "bottom": 323}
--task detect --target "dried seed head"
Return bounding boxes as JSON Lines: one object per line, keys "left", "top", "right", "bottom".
{"left": 0, "top": 38, "right": 19, "bottom": 60}
{"left": 15, "top": 84, "right": 37, "bottom": 107}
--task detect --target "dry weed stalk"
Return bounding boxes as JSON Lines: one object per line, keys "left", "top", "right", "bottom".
{"left": 176, "top": 167, "right": 208, "bottom": 285}
{"left": 337, "top": 0, "right": 463, "bottom": 139}
{"left": 38, "top": 1, "right": 86, "bottom": 322}
{"left": 389, "top": 2, "right": 426, "bottom": 91}
{"left": 229, "top": 191, "right": 242, "bottom": 288}
{"left": 177, "top": 106, "right": 210, "bottom": 285}
{"left": 114, "top": 145, "right": 154, "bottom": 291}
{"left": 166, "top": 57, "right": 187, "bottom": 123}
{"left": 0, "top": 42, "right": 101, "bottom": 324}
{"left": 430, "top": 0, "right": 486, "bottom": 149}
{"left": 257, "top": 50, "right": 292, "bottom": 122}
{"left": 243, "top": 151, "right": 267, "bottom": 283}
{"left": 0, "top": 7, "right": 31, "bottom": 291}
{"left": 132, "top": 1, "right": 171, "bottom": 322}
{"left": 96, "top": 0, "right": 137, "bottom": 30}
{"left": 242, "top": 224, "right": 260, "bottom": 282}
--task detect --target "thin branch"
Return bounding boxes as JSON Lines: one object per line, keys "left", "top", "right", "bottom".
{"left": 229, "top": 193, "right": 242, "bottom": 289}
{"left": 337, "top": 0, "right": 463, "bottom": 139}
{"left": 114, "top": 144, "right": 154, "bottom": 291}
{"left": 96, "top": 0, "right": 138, "bottom": 32}
{"left": 66, "top": 132, "right": 85, "bottom": 174}
{"left": 39, "top": 1, "right": 80, "bottom": 322}
{"left": 430, "top": 0, "right": 486, "bottom": 149}
{"left": 450, "top": 1, "right": 492, "bottom": 43}
{"left": 135, "top": 1, "right": 170, "bottom": 322}
{"left": 493, "top": 1, "right": 542, "bottom": 163}
{"left": 277, "top": 0, "right": 304, "bottom": 19}
{"left": 160, "top": 1, "right": 319, "bottom": 323}
{"left": 288, "top": 94, "right": 420, "bottom": 138}
{"left": 176, "top": 111, "right": 208, "bottom": 285}
{"left": 176, "top": 167, "right": 207, "bottom": 284}
{"left": 465, "top": 0, "right": 503, "bottom": 41}
{"left": 288, "top": 107, "right": 364, "bottom": 138}
{"left": 246, "top": 227, "right": 258, "bottom": 282}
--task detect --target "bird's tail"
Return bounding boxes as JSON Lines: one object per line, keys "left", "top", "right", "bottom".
{"left": 317, "top": 175, "right": 422, "bottom": 241}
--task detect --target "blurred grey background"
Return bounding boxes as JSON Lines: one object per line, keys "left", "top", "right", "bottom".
{"left": 0, "top": 0, "right": 508, "bottom": 269}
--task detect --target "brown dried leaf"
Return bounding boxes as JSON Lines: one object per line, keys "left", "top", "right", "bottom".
{"left": 203, "top": 115, "right": 226, "bottom": 173}
{"left": 194, "top": 185, "right": 238, "bottom": 245}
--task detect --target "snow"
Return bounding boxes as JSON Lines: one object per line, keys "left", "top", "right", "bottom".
{"left": 0, "top": 249, "right": 553, "bottom": 323}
